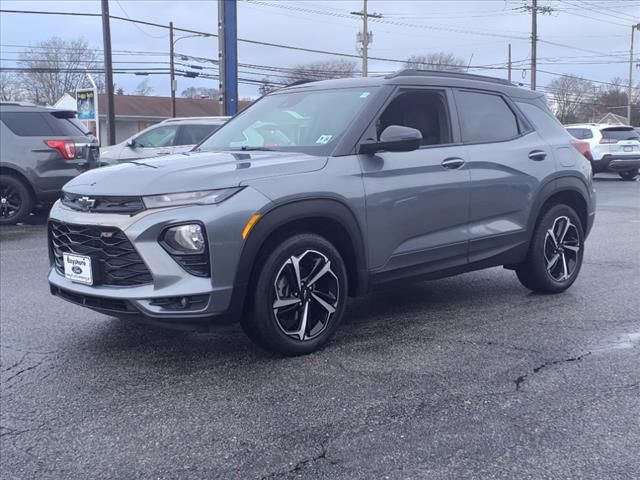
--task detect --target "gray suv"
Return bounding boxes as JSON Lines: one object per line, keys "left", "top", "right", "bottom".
{"left": 1, "top": 103, "right": 99, "bottom": 224}
{"left": 48, "top": 71, "right": 596, "bottom": 355}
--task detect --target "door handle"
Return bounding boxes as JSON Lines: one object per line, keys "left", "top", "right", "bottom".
{"left": 441, "top": 157, "right": 465, "bottom": 170}
{"left": 528, "top": 150, "right": 547, "bottom": 161}
{"left": 156, "top": 151, "right": 171, "bottom": 155}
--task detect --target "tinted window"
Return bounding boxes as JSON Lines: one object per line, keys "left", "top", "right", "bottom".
{"left": 456, "top": 91, "right": 519, "bottom": 143}
{"left": 378, "top": 90, "right": 451, "bottom": 146}
{"left": 134, "top": 125, "right": 178, "bottom": 148}
{"left": 567, "top": 128, "right": 593, "bottom": 140}
{"left": 1, "top": 112, "right": 86, "bottom": 137}
{"left": 601, "top": 128, "right": 639, "bottom": 141}
{"left": 176, "top": 124, "right": 220, "bottom": 145}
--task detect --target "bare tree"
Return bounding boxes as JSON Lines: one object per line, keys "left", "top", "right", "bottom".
{"left": 286, "top": 60, "right": 359, "bottom": 83}
{"left": 404, "top": 52, "right": 466, "bottom": 71}
{"left": 17, "top": 37, "right": 100, "bottom": 105}
{"left": 0, "top": 72, "right": 25, "bottom": 101}
{"left": 180, "top": 86, "right": 218, "bottom": 98}
{"left": 134, "top": 78, "right": 154, "bottom": 96}
{"left": 258, "top": 77, "right": 278, "bottom": 96}
{"left": 547, "top": 75, "right": 594, "bottom": 124}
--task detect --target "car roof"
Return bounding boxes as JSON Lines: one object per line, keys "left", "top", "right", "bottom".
{"left": 0, "top": 102, "right": 76, "bottom": 114}
{"left": 279, "top": 69, "right": 542, "bottom": 101}
{"left": 161, "top": 116, "right": 230, "bottom": 124}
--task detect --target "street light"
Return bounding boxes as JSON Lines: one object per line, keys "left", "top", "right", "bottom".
{"left": 169, "top": 22, "right": 211, "bottom": 117}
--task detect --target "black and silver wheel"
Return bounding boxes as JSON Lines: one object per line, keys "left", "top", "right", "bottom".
{"left": 0, "top": 175, "right": 33, "bottom": 225}
{"left": 243, "top": 233, "right": 347, "bottom": 356}
{"left": 516, "top": 204, "right": 584, "bottom": 294}
{"left": 619, "top": 169, "right": 638, "bottom": 181}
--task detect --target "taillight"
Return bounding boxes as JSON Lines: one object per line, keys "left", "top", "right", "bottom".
{"left": 571, "top": 139, "right": 593, "bottom": 162}
{"left": 599, "top": 138, "right": 617, "bottom": 144}
{"left": 45, "top": 140, "right": 76, "bottom": 160}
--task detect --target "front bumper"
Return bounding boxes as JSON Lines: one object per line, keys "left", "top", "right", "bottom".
{"left": 48, "top": 187, "right": 271, "bottom": 325}
{"left": 593, "top": 155, "right": 640, "bottom": 173}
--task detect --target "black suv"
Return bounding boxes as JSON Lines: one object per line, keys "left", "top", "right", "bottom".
{"left": 0, "top": 103, "right": 99, "bottom": 224}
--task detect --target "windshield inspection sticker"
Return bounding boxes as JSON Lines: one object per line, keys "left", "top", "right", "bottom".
{"left": 316, "top": 135, "right": 333, "bottom": 144}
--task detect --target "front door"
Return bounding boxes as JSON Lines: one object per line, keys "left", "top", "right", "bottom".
{"left": 359, "top": 88, "right": 471, "bottom": 283}
{"left": 120, "top": 124, "right": 178, "bottom": 161}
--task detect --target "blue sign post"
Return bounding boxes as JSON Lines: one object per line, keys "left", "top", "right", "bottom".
{"left": 218, "top": 0, "right": 238, "bottom": 116}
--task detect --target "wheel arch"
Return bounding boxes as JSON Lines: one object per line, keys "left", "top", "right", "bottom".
{"left": 0, "top": 165, "right": 36, "bottom": 200}
{"left": 227, "top": 198, "right": 368, "bottom": 320}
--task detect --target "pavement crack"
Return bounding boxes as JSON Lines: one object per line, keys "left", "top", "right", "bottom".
{"left": 514, "top": 352, "right": 591, "bottom": 391}
{"left": 260, "top": 444, "right": 328, "bottom": 479}
{"left": 4, "top": 360, "right": 45, "bottom": 383}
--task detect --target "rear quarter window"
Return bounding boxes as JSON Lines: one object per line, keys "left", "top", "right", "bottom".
{"left": 1, "top": 111, "right": 86, "bottom": 136}
{"left": 455, "top": 90, "right": 520, "bottom": 143}
{"left": 566, "top": 128, "right": 593, "bottom": 140}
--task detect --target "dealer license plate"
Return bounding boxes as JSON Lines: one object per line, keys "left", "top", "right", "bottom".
{"left": 63, "top": 253, "right": 93, "bottom": 285}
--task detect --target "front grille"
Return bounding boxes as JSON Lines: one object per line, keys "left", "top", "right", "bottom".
{"left": 49, "top": 220, "right": 152, "bottom": 287}
{"left": 62, "top": 192, "right": 145, "bottom": 215}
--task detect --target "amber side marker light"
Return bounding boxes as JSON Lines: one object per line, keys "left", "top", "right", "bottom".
{"left": 242, "top": 213, "right": 261, "bottom": 239}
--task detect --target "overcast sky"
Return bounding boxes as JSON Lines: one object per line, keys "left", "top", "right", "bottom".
{"left": 1, "top": 0, "right": 638, "bottom": 99}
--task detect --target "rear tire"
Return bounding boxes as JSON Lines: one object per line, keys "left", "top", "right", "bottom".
{"left": 242, "top": 233, "right": 348, "bottom": 356}
{"left": 0, "top": 175, "right": 33, "bottom": 225}
{"left": 516, "top": 204, "right": 584, "bottom": 294}
{"left": 619, "top": 169, "right": 638, "bottom": 181}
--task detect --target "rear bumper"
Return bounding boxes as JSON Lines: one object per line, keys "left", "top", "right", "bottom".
{"left": 593, "top": 155, "right": 640, "bottom": 172}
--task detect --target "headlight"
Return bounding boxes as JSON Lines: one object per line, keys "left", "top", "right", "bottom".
{"left": 163, "top": 224, "right": 206, "bottom": 253}
{"left": 143, "top": 187, "right": 243, "bottom": 209}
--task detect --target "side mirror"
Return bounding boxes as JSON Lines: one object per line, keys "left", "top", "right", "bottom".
{"left": 126, "top": 139, "right": 137, "bottom": 149}
{"left": 359, "top": 125, "right": 422, "bottom": 155}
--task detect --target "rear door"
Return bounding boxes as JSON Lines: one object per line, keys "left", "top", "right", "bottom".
{"left": 173, "top": 123, "right": 222, "bottom": 154}
{"left": 600, "top": 127, "right": 640, "bottom": 156}
{"left": 453, "top": 89, "right": 550, "bottom": 265}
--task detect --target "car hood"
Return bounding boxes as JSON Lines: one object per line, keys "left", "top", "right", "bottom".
{"left": 63, "top": 150, "right": 327, "bottom": 196}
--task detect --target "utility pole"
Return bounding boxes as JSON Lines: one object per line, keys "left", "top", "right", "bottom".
{"left": 508, "top": 43, "right": 512, "bottom": 82}
{"left": 100, "top": 0, "right": 116, "bottom": 145}
{"left": 531, "top": 0, "right": 537, "bottom": 90}
{"left": 170, "top": 22, "right": 176, "bottom": 118}
{"left": 628, "top": 23, "right": 640, "bottom": 126}
{"left": 517, "top": 1, "right": 553, "bottom": 91}
{"left": 351, "top": 0, "right": 382, "bottom": 77}
{"left": 218, "top": 0, "right": 238, "bottom": 116}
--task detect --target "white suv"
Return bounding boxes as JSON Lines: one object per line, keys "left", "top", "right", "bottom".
{"left": 99, "top": 116, "right": 230, "bottom": 165}
{"left": 566, "top": 124, "right": 640, "bottom": 180}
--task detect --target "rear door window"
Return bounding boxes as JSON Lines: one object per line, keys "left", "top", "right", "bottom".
{"left": 566, "top": 128, "right": 593, "bottom": 140}
{"left": 1, "top": 111, "right": 86, "bottom": 136}
{"left": 175, "top": 124, "right": 221, "bottom": 146}
{"left": 455, "top": 90, "right": 520, "bottom": 143}
{"left": 601, "top": 128, "right": 640, "bottom": 141}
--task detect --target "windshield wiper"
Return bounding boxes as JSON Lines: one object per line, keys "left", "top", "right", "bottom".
{"left": 238, "top": 146, "right": 274, "bottom": 151}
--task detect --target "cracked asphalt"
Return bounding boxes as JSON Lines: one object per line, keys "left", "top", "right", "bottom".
{"left": 1, "top": 174, "right": 639, "bottom": 480}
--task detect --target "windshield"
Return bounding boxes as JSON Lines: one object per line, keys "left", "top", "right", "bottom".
{"left": 197, "top": 87, "right": 378, "bottom": 155}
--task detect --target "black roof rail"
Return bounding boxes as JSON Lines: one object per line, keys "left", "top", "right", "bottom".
{"left": 388, "top": 69, "right": 514, "bottom": 86}
{"left": 285, "top": 79, "right": 318, "bottom": 87}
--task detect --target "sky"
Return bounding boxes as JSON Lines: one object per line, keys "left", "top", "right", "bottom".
{"left": 0, "top": 0, "right": 638, "bottom": 99}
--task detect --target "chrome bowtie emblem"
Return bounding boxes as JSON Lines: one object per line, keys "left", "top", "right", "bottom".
{"left": 77, "top": 196, "right": 96, "bottom": 211}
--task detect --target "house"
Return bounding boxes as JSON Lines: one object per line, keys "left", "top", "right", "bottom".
{"left": 598, "top": 112, "right": 628, "bottom": 126}
{"left": 54, "top": 93, "right": 250, "bottom": 145}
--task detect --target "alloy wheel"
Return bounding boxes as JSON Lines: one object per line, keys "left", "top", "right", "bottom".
{"left": 0, "top": 183, "right": 22, "bottom": 220}
{"left": 272, "top": 249, "right": 339, "bottom": 341}
{"left": 544, "top": 216, "right": 581, "bottom": 282}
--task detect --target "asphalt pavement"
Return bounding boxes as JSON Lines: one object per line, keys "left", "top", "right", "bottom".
{"left": 1, "top": 174, "right": 639, "bottom": 480}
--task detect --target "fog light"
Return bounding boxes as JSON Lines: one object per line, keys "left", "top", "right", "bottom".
{"left": 164, "top": 224, "right": 205, "bottom": 253}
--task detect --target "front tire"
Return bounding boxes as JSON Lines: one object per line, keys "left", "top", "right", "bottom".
{"left": 516, "top": 204, "right": 584, "bottom": 294}
{"left": 0, "top": 175, "right": 33, "bottom": 225}
{"left": 242, "top": 233, "right": 348, "bottom": 356}
{"left": 619, "top": 169, "right": 638, "bottom": 181}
